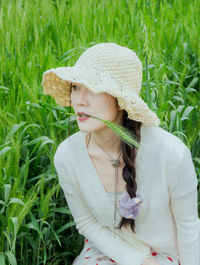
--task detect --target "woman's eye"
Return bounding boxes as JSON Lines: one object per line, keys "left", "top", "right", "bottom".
{"left": 72, "top": 85, "right": 78, "bottom": 90}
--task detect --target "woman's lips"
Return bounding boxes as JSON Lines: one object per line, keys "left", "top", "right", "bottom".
{"left": 78, "top": 116, "right": 89, "bottom": 121}
{"left": 77, "top": 113, "right": 90, "bottom": 121}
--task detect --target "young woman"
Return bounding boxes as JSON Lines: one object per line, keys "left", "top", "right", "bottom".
{"left": 42, "top": 43, "right": 200, "bottom": 265}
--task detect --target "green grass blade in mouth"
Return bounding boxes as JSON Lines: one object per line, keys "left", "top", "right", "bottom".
{"left": 66, "top": 113, "right": 139, "bottom": 148}
{"left": 101, "top": 119, "right": 139, "bottom": 148}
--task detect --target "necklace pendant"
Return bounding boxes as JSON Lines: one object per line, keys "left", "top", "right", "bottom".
{"left": 110, "top": 159, "right": 120, "bottom": 168}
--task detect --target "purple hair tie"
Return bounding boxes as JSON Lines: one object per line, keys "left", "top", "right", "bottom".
{"left": 117, "top": 193, "right": 143, "bottom": 219}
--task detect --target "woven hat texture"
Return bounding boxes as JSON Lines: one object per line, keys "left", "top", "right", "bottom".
{"left": 42, "top": 43, "right": 160, "bottom": 126}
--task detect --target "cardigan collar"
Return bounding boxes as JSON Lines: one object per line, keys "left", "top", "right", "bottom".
{"left": 70, "top": 124, "right": 148, "bottom": 228}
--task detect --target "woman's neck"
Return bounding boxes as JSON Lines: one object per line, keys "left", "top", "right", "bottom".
{"left": 87, "top": 130, "right": 122, "bottom": 157}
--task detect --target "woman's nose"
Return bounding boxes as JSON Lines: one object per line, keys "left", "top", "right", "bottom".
{"left": 76, "top": 88, "right": 88, "bottom": 104}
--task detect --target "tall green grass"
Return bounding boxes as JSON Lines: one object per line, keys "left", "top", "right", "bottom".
{"left": 0, "top": 0, "right": 199, "bottom": 264}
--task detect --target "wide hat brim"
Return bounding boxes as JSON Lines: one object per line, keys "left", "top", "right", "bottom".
{"left": 42, "top": 65, "right": 160, "bottom": 126}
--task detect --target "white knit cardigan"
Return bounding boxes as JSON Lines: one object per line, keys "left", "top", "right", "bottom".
{"left": 54, "top": 124, "right": 200, "bottom": 265}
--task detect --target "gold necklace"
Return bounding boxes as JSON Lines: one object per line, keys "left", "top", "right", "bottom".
{"left": 89, "top": 133, "right": 122, "bottom": 238}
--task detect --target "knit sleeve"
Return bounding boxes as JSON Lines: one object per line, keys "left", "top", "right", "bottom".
{"left": 167, "top": 145, "right": 200, "bottom": 265}
{"left": 54, "top": 148, "right": 151, "bottom": 265}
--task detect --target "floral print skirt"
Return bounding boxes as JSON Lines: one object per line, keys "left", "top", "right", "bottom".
{"left": 72, "top": 237, "right": 181, "bottom": 265}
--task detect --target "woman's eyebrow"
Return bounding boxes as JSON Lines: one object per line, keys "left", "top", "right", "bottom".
{"left": 72, "top": 82, "right": 81, "bottom": 87}
{"left": 73, "top": 83, "right": 88, "bottom": 90}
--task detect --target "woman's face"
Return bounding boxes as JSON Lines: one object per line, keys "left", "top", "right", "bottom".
{"left": 70, "top": 82, "right": 123, "bottom": 133}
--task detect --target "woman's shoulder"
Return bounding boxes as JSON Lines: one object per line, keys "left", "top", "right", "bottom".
{"left": 141, "top": 126, "right": 192, "bottom": 177}
{"left": 142, "top": 125, "right": 189, "bottom": 158}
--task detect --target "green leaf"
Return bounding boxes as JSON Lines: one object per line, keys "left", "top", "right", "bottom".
{"left": 181, "top": 106, "right": 194, "bottom": 121}
{"left": 55, "top": 207, "right": 71, "bottom": 214}
{"left": 56, "top": 221, "right": 75, "bottom": 234}
{"left": 194, "top": 158, "right": 200, "bottom": 164}
{"left": 4, "top": 184, "right": 11, "bottom": 204}
{"left": 0, "top": 147, "right": 12, "bottom": 157}
{"left": 0, "top": 253, "right": 5, "bottom": 265}
{"left": 187, "top": 77, "right": 198, "bottom": 88}
{"left": 51, "top": 228, "right": 62, "bottom": 246}
{"left": 6, "top": 122, "right": 27, "bottom": 139}
{"left": 0, "top": 213, "right": 6, "bottom": 226}
{"left": 0, "top": 86, "right": 10, "bottom": 91}
{"left": 9, "top": 198, "right": 25, "bottom": 206}
{"left": 23, "top": 223, "right": 43, "bottom": 240}
{"left": 23, "top": 136, "right": 52, "bottom": 147}
{"left": 0, "top": 200, "right": 6, "bottom": 205}
{"left": 170, "top": 110, "right": 176, "bottom": 131}
{"left": 4, "top": 251, "right": 17, "bottom": 265}
{"left": 10, "top": 217, "right": 18, "bottom": 238}
{"left": 165, "top": 80, "right": 181, "bottom": 86}
{"left": 172, "top": 96, "right": 184, "bottom": 104}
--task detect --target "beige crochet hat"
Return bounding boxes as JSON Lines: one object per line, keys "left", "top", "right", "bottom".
{"left": 42, "top": 43, "right": 160, "bottom": 126}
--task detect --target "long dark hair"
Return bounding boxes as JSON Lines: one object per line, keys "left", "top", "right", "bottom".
{"left": 117, "top": 109, "right": 142, "bottom": 233}
{"left": 68, "top": 87, "right": 142, "bottom": 233}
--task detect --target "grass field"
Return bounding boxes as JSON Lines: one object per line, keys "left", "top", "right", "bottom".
{"left": 0, "top": 0, "right": 199, "bottom": 264}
